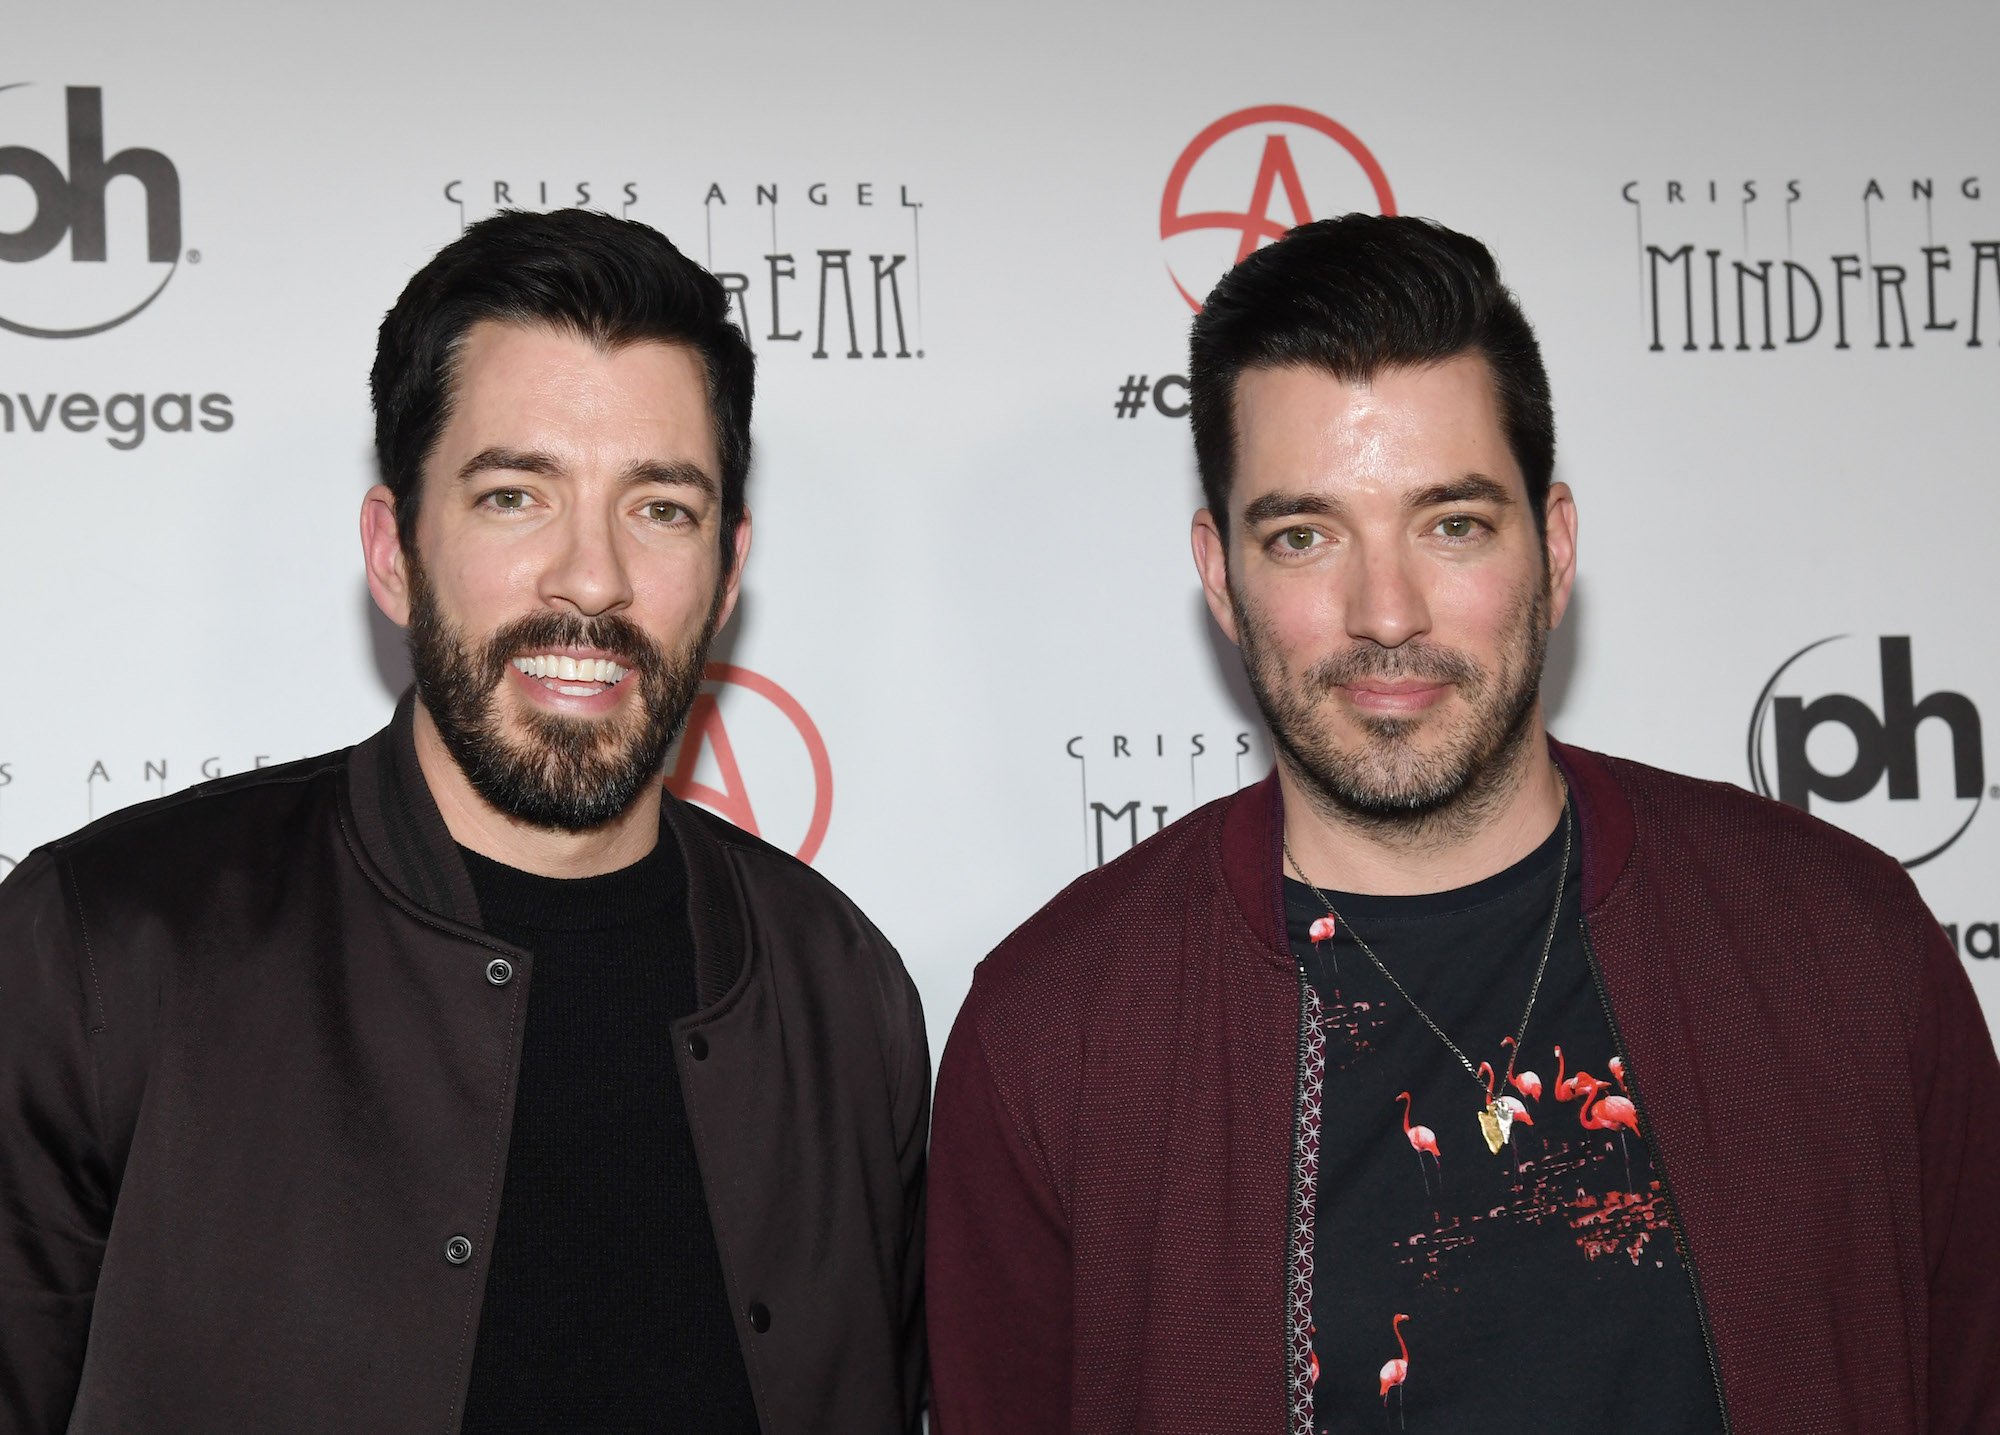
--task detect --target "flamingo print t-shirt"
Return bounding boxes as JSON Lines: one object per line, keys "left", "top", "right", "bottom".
{"left": 1286, "top": 816, "right": 1723, "bottom": 1433}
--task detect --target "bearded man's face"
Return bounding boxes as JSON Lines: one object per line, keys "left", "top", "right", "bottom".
{"left": 1192, "top": 356, "right": 1574, "bottom": 828}
{"left": 374, "top": 321, "right": 742, "bottom": 832}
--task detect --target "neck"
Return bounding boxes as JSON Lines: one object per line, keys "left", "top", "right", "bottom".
{"left": 1279, "top": 717, "right": 1563, "bottom": 896}
{"left": 412, "top": 701, "right": 662, "bottom": 879}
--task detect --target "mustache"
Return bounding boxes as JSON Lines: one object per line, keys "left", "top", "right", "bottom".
{"left": 477, "top": 611, "right": 667, "bottom": 685}
{"left": 1304, "top": 641, "right": 1483, "bottom": 692}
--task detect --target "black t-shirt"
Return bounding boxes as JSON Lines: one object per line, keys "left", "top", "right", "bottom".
{"left": 457, "top": 837, "right": 759, "bottom": 1435}
{"left": 1287, "top": 817, "right": 1723, "bottom": 1433}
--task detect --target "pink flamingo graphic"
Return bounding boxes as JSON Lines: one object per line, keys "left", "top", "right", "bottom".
{"left": 1477, "top": 1061, "right": 1535, "bottom": 1131}
{"left": 1608, "top": 1055, "right": 1628, "bottom": 1093}
{"left": 1576, "top": 1073, "right": 1641, "bottom": 1188}
{"left": 1395, "top": 1091, "right": 1441, "bottom": 1198}
{"left": 1308, "top": 914, "right": 1339, "bottom": 973}
{"left": 1479, "top": 1060, "right": 1535, "bottom": 1178}
{"left": 1500, "top": 1036, "right": 1542, "bottom": 1102}
{"left": 1380, "top": 1312, "right": 1411, "bottom": 1428}
{"left": 1553, "top": 1044, "right": 1600, "bottom": 1104}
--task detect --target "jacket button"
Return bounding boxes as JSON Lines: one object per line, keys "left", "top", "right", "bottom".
{"left": 748, "top": 1301, "right": 771, "bottom": 1333}
{"left": 687, "top": 1033, "right": 708, "bottom": 1060}
{"left": 444, "top": 1235, "right": 473, "bottom": 1266}
{"left": 485, "top": 958, "right": 513, "bottom": 986}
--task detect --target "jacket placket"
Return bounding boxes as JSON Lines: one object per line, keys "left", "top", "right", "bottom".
{"left": 1281, "top": 971, "right": 1328, "bottom": 1435}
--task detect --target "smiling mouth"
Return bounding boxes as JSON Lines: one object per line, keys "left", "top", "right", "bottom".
{"left": 510, "top": 654, "right": 631, "bottom": 698}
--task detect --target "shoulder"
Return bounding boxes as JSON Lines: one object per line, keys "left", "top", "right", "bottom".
{"left": 1600, "top": 749, "right": 1911, "bottom": 901}
{"left": 689, "top": 802, "right": 892, "bottom": 947}
{"left": 43, "top": 750, "right": 349, "bottom": 873}
{"left": 1589, "top": 748, "right": 1941, "bottom": 1024}
{"left": 682, "top": 801, "right": 924, "bottom": 1026}
{"left": 30, "top": 750, "right": 350, "bottom": 909}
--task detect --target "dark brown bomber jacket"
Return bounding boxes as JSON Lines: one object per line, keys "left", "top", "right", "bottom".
{"left": 0, "top": 695, "right": 928, "bottom": 1434}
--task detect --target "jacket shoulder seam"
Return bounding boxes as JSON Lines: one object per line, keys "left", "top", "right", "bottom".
{"left": 59, "top": 854, "right": 108, "bottom": 1039}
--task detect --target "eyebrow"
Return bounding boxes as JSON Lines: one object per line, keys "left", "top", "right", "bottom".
{"left": 455, "top": 447, "right": 718, "bottom": 497}
{"left": 1404, "top": 474, "right": 1514, "bottom": 510}
{"left": 1241, "top": 490, "right": 1346, "bottom": 526}
{"left": 1238, "top": 473, "right": 1515, "bottom": 526}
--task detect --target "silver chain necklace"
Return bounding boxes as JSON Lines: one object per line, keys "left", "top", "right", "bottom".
{"left": 1282, "top": 779, "right": 1572, "bottom": 1156}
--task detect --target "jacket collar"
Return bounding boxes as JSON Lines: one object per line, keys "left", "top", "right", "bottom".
{"left": 1219, "top": 736, "right": 1639, "bottom": 961}
{"left": 343, "top": 690, "right": 748, "bottom": 1006}
{"left": 345, "top": 690, "right": 483, "bottom": 929}
{"left": 1549, "top": 738, "right": 1638, "bottom": 913}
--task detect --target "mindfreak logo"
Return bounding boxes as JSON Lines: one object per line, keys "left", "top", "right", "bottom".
{"left": 666, "top": 664, "right": 833, "bottom": 864}
{"left": 1748, "top": 636, "right": 1987, "bottom": 868}
{"left": 0, "top": 84, "right": 183, "bottom": 338}
{"left": 1159, "top": 104, "right": 1395, "bottom": 312}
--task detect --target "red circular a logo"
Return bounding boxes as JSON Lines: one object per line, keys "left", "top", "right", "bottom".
{"left": 665, "top": 664, "right": 833, "bottom": 865}
{"left": 1160, "top": 104, "right": 1396, "bottom": 311}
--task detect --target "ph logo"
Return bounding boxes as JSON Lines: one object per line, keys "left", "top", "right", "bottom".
{"left": 1748, "top": 636, "right": 1985, "bottom": 868}
{"left": 0, "top": 84, "right": 183, "bottom": 338}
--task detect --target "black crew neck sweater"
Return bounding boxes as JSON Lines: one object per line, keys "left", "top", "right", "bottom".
{"left": 456, "top": 837, "right": 760, "bottom": 1434}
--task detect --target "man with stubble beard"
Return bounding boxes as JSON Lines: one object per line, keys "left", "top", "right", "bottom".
{"left": 0, "top": 209, "right": 927, "bottom": 1434}
{"left": 928, "top": 216, "right": 1999, "bottom": 1435}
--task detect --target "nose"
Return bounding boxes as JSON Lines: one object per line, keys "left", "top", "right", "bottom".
{"left": 537, "top": 505, "right": 634, "bottom": 618}
{"left": 1342, "top": 538, "right": 1431, "bottom": 650}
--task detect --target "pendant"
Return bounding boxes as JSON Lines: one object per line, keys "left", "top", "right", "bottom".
{"left": 1478, "top": 1101, "right": 1512, "bottom": 1154}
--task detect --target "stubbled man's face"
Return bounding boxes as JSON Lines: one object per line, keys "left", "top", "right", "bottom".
{"left": 1193, "top": 356, "right": 1573, "bottom": 831}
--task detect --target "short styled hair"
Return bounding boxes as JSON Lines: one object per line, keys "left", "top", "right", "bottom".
{"left": 370, "top": 208, "right": 755, "bottom": 569}
{"left": 1188, "top": 214, "right": 1554, "bottom": 541}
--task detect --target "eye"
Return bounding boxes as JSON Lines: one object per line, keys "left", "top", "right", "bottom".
{"left": 483, "top": 488, "right": 530, "bottom": 512}
{"left": 642, "top": 500, "right": 688, "bottom": 524}
{"left": 1275, "top": 526, "right": 1320, "bottom": 553}
{"left": 1435, "top": 514, "right": 1483, "bottom": 540}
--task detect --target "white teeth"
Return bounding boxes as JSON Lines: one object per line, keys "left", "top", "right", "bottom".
{"left": 555, "top": 683, "right": 598, "bottom": 696}
{"left": 510, "top": 655, "right": 629, "bottom": 684}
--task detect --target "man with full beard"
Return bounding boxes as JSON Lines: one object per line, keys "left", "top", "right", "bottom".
{"left": 927, "top": 216, "right": 2000, "bottom": 1435}
{"left": 0, "top": 210, "right": 927, "bottom": 1434}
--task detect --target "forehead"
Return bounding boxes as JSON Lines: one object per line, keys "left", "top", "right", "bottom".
{"left": 438, "top": 320, "right": 718, "bottom": 470}
{"left": 1231, "top": 354, "right": 1521, "bottom": 505}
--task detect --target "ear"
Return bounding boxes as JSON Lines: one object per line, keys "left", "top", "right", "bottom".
{"left": 1191, "top": 509, "right": 1241, "bottom": 646}
{"left": 713, "top": 508, "right": 753, "bottom": 632}
{"left": 361, "top": 485, "right": 413, "bottom": 627}
{"left": 1543, "top": 481, "right": 1578, "bottom": 628}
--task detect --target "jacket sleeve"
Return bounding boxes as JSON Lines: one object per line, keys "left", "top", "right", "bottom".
{"left": 926, "top": 994, "right": 1071, "bottom": 1435}
{"left": 0, "top": 850, "right": 111, "bottom": 1432}
{"left": 1909, "top": 910, "right": 2000, "bottom": 1431}
{"left": 891, "top": 964, "right": 930, "bottom": 1435}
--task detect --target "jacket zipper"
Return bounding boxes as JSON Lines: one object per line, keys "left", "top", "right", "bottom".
{"left": 1282, "top": 959, "right": 1311, "bottom": 1435}
{"left": 1576, "top": 915, "right": 1733, "bottom": 1435}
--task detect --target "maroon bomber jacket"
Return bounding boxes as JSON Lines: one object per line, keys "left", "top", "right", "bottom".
{"left": 928, "top": 740, "right": 2000, "bottom": 1435}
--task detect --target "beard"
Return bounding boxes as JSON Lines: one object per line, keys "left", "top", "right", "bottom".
{"left": 405, "top": 558, "right": 718, "bottom": 832}
{"left": 1235, "top": 576, "right": 1549, "bottom": 832}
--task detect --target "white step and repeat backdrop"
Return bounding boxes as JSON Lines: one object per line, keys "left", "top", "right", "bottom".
{"left": 5, "top": 1, "right": 1996, "bottom": 1046}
